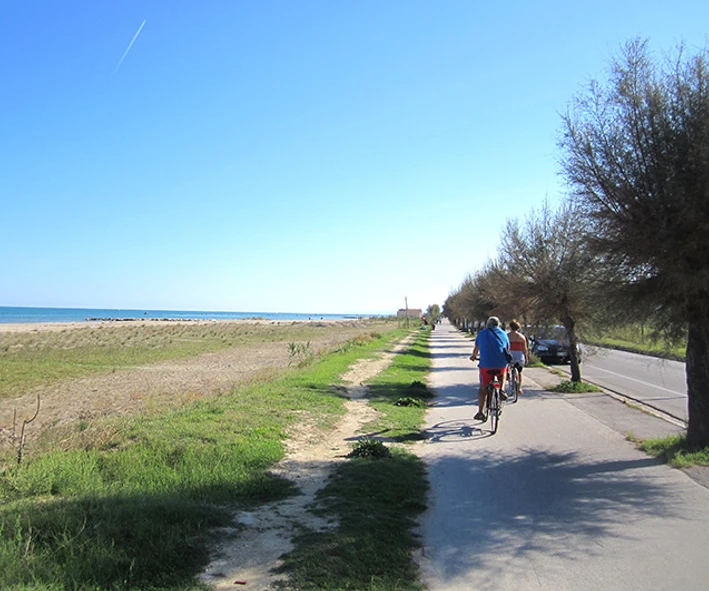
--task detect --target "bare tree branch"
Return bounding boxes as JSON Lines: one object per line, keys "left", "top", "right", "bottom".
{"left": 17, "top": 394, "right": 41, "bottom": 465}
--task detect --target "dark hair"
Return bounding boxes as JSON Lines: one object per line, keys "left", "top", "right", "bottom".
{"left": 509, "top": 319, "right": 520, "bottom": 331}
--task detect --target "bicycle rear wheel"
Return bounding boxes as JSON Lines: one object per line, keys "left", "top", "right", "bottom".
{"left": 488, "top": 386, "right": 499, "bottom": 434}
{"left": 508, "top": 367, "right": 519, "bottom": 404}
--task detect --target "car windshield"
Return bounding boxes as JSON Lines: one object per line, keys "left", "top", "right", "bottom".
{"left": 534, "top": 326, "right": 569, "bottom": 342}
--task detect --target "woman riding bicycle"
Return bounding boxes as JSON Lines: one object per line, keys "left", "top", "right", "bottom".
{"left": 507, "top": 319, "right": 529, "bottom": 395}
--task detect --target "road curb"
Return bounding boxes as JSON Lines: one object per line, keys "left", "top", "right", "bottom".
{"left": 552, "top": 365, "right": 687, "bottom": 429}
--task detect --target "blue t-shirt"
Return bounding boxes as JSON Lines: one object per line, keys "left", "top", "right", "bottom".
{"left": 475, "top": 327, "right": 510, "bottom": 368}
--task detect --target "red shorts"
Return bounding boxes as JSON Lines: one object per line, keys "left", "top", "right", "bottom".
{"left": 479, "top": 367, "right": 507, "bottom": 388}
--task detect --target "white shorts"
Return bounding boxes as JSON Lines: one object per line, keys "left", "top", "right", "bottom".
{"left": 509, "top": 350, "right": 525, "bottom": 366}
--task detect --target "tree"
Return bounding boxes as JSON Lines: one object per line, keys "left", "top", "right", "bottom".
{"left": 491, "top": 201, "right": 600, "bottom": 381}
{"left": 560, "top": 39, "right": 709, "bottom": 445}
{"left": 425, "top": 304, "right": 442, "bottom": 325}
{"left": 443, "top": 272, "right": 498, "bottom": 331}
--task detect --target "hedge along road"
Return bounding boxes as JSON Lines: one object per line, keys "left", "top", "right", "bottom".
{"left": 415, "top": 320, "right": 709, "bottom": 591}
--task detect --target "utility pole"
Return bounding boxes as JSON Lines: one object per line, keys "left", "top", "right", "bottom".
{"left": 405, "top": 296, "right": 409, "bottom": 329}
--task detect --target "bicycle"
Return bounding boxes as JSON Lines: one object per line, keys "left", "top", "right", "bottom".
{"left": 506, "top": 362, "right": 521, "bottom": 404}
{"left": 484, "top": 369, "right": 505, "bottom": 434}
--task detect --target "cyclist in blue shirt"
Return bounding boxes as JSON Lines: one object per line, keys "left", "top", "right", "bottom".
{"left": 470, "top": 316, "right": 510, "bottom": 421}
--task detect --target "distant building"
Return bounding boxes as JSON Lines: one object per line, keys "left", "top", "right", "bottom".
{"left": 397, "top": 308, "right": 422, "bottom": 319}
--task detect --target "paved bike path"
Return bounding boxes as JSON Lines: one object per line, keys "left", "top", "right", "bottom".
{"left": 416, "top": 321, "right": 709, "bottom": 591}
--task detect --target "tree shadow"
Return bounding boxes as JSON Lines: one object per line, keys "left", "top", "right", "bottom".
{"left": 365, "top": 382, "right": 435, "bottom": 402}
{"left": 425, "top": 375, "right": 478, "bottom": 408}
{"left": 344, "top": 427, "right": 429, "bottom": 443}
{"left": 429, "top": 351, "right": 472, "bottom": 361}
{"left": 421, "top": 448, "right": 682, "bottom": 589}
{"left": 0, "top": 472, "right": 296, "bottom": 590}
{"left": 404, "top": 347, "right": 432, "bottom": 359}
{"left": 428, "top": 365, "right": 476, "bottom": 378}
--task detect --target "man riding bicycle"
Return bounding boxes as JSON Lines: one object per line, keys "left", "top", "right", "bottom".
{"left": 470, "top": 316, "right": 510, "bottom": 422}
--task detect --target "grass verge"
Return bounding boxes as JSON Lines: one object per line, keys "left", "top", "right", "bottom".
{"left": 549, "top": 380, "right": 603, "bottom": 393}
{"left": 0, "top": 326, "right": 410, "bottom": 591}
{"left": 525, "top": 352, "right": 545, "bottom": 368}
{"left": 275, "top": 448, "right": 427, "bottom": 591}
{"left": 637, "top": 434, "right": 709, "bottom": 468}
{"left": 274, "top": 331, "right": 432, "bottom": 590}
{"left": 361, "top": 331, "right": 433, "bottom": 442}
{"left": 584, "top": 337, "right": 685, "bottom": 361}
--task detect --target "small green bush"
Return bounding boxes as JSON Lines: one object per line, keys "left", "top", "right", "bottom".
{"left": 395, "top": 397, "right": 426, "bottom": 408}
{"left": 549, "top": 380, "right": 602, "bottom": 393}
{"left": 346, "top": 438, "right": 391, "bottom": 459}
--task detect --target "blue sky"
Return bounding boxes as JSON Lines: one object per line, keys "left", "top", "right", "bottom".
{"left": 2, "top": 1, "right": 707, "bottom": 315}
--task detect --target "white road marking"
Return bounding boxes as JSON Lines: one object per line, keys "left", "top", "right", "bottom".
{"left": 588, "top": 365, "right": 685, "bottom": 397}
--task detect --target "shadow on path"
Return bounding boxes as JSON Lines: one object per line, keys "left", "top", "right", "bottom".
{"left": 423, "top": 447, "right": 681, "bottom": 589}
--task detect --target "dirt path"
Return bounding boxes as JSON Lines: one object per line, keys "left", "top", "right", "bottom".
{"left": 199, "top": 337, "right": 413, "bottom": 590}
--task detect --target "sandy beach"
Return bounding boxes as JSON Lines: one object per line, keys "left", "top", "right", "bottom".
{"left": 0, "top": 317, "right": 347, "bottom": 333}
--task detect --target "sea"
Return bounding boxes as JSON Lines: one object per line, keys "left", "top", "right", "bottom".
{"left": 0, "top": 306, "right": 366, "bottom": 324}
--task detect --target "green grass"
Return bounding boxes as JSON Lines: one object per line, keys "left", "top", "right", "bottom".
{"left": 272, "top": 331, "right": 432, "bottom": 591}
{"left": 549, "top": 379, "right": 603, "bottom": 393}
{"left": 586, "top": 336, "right": 685, "bottom": 361}
{"left": 638, "top": 434, "right": 709, "bottom": 468}
{"left": 275, "top": 448, "right": 427, "bottom": 591}
{"left": 362, "top": 332, "right": 433, "bottom": 442}
{"left": 0, "top": 494, "right": 225, "bottom": 591}
{"left": 585, "top": 323, "right": 686, "bottom": 361}
{"left": 0, "top": 326, "right": 413, "bottom": 591}
{"left": 525, "top": 351, "right": 545, "bottom": 368}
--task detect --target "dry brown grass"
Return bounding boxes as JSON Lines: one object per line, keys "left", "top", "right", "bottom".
{"left": 0, "top": 318, "right": 393, "bottom": 456}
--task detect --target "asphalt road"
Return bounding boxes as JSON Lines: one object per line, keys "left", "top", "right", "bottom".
{"left": 417, "top": 321, "right": 709, "bottom": 591}
{"left": 560, "top": 346, "right": 687, "bottom": 423}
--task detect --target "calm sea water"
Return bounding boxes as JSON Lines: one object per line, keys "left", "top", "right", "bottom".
{"left": 0, "top": 306, "right": 364, "bottom": 324}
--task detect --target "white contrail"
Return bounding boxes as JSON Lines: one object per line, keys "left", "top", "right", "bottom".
{"left": 112, "top": 19, "right": 147, "bottom": 76}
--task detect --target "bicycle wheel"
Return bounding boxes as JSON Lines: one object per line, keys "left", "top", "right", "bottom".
{"left": 508, "top": 367, "right": 518, "bottom": 404}
{"left": 488, "top": 386, "right": 499, "bottom": 434}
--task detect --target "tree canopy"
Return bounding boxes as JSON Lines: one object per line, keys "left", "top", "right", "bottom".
{"left": 560, "top": 38, "right": 709, "bottom": 445}
{"left": 444, "top": 38, "right": 709, "bottom": 444}
{"left": 493, "top": 201, "right": 600, "bottom": 380}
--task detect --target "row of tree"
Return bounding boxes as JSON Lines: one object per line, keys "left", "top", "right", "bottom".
{"left": 444, "top": 201, "right": 594, "bottom": 383}
{"left": 443, "top": 39, "right": 709, "bottom": 447}
{"left": 425, "top": 304, "right": 442, "bottom": 325}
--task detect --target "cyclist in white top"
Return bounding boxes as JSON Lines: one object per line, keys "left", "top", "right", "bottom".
{"left": 507, "top": 319, "right": 529, "bottom": 394}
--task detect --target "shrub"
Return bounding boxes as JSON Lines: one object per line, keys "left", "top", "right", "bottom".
{"left": 395, "top": 397, "right": 426, "bottom": 408}
{"left": 549, "top": 380, "right": 602, "bottom": 393}
{"left": 346, "top": 438, "right": 391, "bottom": 459}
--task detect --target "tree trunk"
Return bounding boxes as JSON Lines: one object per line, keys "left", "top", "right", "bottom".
{"left": 562, "top": 316, "right": 582, "bottom": 382}
{"left": 686, "top": 313, "right": 709, "bottom": 447}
